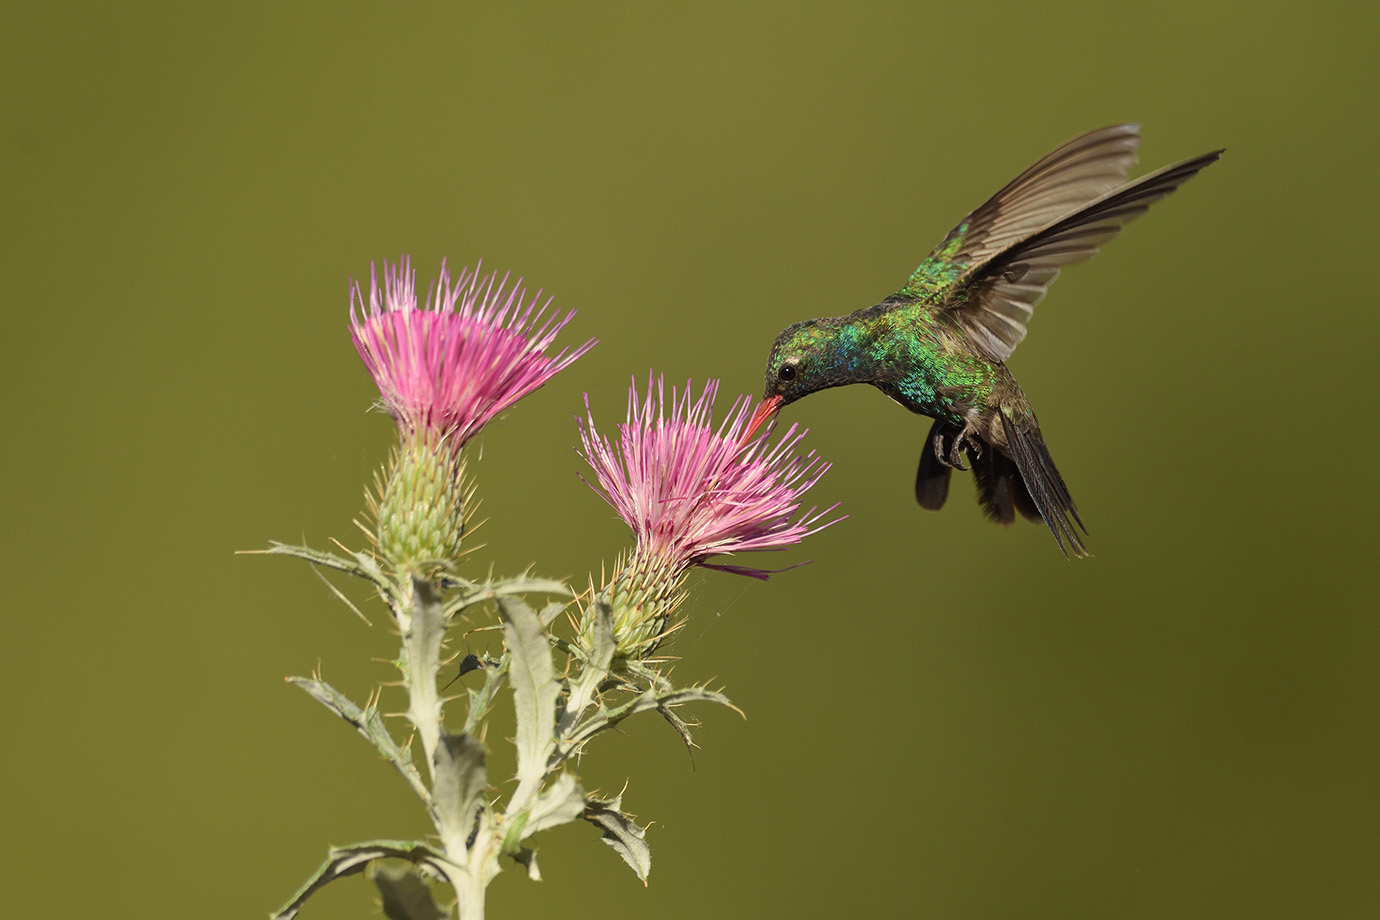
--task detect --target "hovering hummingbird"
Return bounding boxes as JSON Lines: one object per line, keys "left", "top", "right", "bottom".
{"left": 747, "top": 125, "right": 1222, "bottom": 557}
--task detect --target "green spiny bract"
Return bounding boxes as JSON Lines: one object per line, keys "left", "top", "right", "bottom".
{"left": 371, "top": 430, "right": 471, "bottom": 573}
{"left": 580, "top": 547, "right": 688, "bottom": 661}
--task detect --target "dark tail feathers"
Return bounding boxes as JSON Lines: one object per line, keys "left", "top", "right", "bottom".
{"left": 916, "top": 416, "right": 1088, "bottom": 558}
{"left": 914, "top": 419, "right": 955, "bottom": 511}
{"left": 999, "top": 412, "right": 1088, "bottom": 557}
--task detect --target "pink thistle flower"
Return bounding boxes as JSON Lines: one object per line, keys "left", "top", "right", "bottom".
{"left": 351, "top": 257, "right": 596, "bottom": 447}
{"left": 578, "top": 375, "right": 843, "bottom": 580}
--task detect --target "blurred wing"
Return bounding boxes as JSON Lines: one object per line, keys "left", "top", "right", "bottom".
{"left": 951, "top": 149, "right": 1223, "bottom": 362}
{"left": 895, "top": 124, "right": 1143, "bottom": 300}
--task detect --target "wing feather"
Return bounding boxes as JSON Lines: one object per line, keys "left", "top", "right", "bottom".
{"left": 897, "top": 124, "right": 1143, "bottom": 298}
{"left": 954, "top": 149, "right": 1223, "bottom": 362}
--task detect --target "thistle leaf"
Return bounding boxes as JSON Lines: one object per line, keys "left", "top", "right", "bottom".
{"left": 659, "top": 703, "right": 699, "bottom": 758}
{"left": 271, "top": 840, "right": 446, "bottom": 920}
{"left": 497, "top": 597, "right": 559, "bottom": 788}
{"left": 369, "top": 864, "right": 447, "bottom": 920}
{"left": 583, "top": 599, "right": 616, "bottom": 671}
{"left": 262, "top": 542, "right": 391, "bottom": 591}
{"left": 564, "top": 599, "right": 615, "bottom": 729}
{"left": 446, "top": 577, "right": 573, "bottom": 620}
{"left": 558, "top": 687, "right": 734, "bottom": 763}
{"left": 584, "top": 797, "right": 652, "bottom": 884}
{"left": 522, "top": 773, "right": 586, "bottom": 838}
{"left": 539, "top": 600, "right": 570, "bottom": 628}
{"left": 431, "top": 734, "right": 487, "bottom": 851}
{"left": 288, "top": 676, "right": 428, "bottom": 802}
{"left": 462, "top": 654, "right": 508, "bottom": 736}
{"left": 510, "top": 847, "right": 541, "bottom": 880}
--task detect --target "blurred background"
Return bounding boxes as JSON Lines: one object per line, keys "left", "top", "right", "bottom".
{"left": 3, "top": 2, "right": 1377, "bottom": 918}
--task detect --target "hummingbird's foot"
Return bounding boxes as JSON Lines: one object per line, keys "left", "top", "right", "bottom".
{"left": 932, "top": 430, "right": 961, "bottom": 470}
{"left": 947, "top": 441, "right": 970, "bottom": 471}
{"left": 934, "top": 428, "right": 977, "bottom": 471}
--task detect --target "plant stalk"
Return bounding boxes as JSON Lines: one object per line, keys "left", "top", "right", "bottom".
{"left": 400, "top": 575, "right": 447, "bottom": 781}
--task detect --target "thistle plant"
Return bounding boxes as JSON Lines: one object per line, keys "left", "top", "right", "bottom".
{"left": 261, "top": 257, "right": 840, "bottom": 920}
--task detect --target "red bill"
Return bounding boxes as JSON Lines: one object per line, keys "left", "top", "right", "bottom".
{"left": 739, "top": 394, "right": 783, "bottom": 446}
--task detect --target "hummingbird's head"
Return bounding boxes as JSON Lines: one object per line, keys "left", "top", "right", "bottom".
{"left": 741, "top": 317, "right": 846, "bottom": 445}
{"left": 761, "top": 319, "right": 835, "bottom": 407}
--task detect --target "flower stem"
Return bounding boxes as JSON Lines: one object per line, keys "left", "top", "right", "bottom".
{"left": 399, "top": 575, "right": 500, "bottom": 918}
{"left": 457, "top": 872, "right": 486, "bottom": 920}
{"left": 399, "top": 575, "right": 447, "bottom": 779}
{"left": 454, "top": 841, "right": 498, "bottom": 920}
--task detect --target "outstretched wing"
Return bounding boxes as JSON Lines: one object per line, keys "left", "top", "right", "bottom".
{"left": 895, "top": 124, "right": 1144, "bottom": 302}
{"left": 947, "top": 149, "right": 1223, "bottom": 362}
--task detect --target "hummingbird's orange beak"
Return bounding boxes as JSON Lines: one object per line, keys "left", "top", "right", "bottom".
{"left": 740, "top": 394, "right": 783, "bottom": 446}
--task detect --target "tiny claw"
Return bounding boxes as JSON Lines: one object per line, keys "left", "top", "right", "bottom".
{"left": 933, "top": 429, "right": 969, "bottom": 470}
{"left": 935, "top": 425, "right": 982, "bottom": 471}
{"left": 932, "top": 430, "right": 948, "bottom": 464}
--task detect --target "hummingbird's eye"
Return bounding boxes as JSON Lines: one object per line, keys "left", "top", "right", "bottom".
{"left": 778, "top": 363, "right": 797, "bottom": 382}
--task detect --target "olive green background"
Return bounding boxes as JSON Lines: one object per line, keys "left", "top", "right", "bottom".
{"left": 3, "top": 2, "right": 1377, "bottom": 918}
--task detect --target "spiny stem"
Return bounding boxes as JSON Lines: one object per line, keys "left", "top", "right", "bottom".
{"left": 454, "top": 837, "right": 498, "bottom": 919}
{"left": 399, "top": 576, "right": 447, "bottom": 780}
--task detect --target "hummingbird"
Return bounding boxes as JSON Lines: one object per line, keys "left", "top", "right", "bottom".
{"left": 747, "top": 125, "right": 1222, "bottom": 557}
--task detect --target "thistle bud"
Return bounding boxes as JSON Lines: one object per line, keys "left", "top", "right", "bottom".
{"left": 373, "top": 431, "right": 469, "bottom": 571}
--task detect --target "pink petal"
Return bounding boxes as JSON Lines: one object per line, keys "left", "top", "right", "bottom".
{"left": 578, "top": 375, "right": 843, "bottom": 577}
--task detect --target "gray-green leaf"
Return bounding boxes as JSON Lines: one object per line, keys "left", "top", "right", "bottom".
{"left": 539, "top": 600, "right": 569, "bottom": 628}
{"left": 584, "top": 797, "right": 652, "bottom": 884}
{"left": 288, "top": 676, "right": 428, "bottom": 802}
{"left": 462, "top": 654, "right": 508, "bottom": 736}
{"left": 261, "top": 542, "right": 392, "bottom": 592}
{"left": 446, "top": 576, "right": 572, "bottom": 621}
{"left": 271, "top": 840, "right": 446, "bottom": 920}
{"left": 522, "top": 773, "right": 586, "bottom": 839}
{"left": 369, "top": 863, "right": 447, "bottom": 920}
{"left": 431, "top": 734, "right": 487, "bottom": 853}
{"left": 563, "top": 599, "right": 615, "bottom": 730}
{"left": 558, "top": 687, "right": 735, "bottom": 764}
{"left": 498, "top": 597, "right": 560, "bottom": 789}
{"left": 511, "top": 847, "right": 542, "bottom": 881}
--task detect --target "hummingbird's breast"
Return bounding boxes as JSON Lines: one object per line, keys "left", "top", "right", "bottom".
{"left": 862, "top": 305, "right": 999, "bottom": 424}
